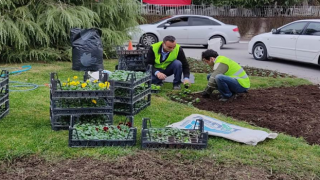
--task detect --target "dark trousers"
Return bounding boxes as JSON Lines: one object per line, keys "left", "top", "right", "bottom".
{"left": 152, "top": 60, "right": 182, "bottom": 85}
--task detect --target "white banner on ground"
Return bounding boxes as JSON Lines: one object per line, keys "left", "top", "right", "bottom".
{"left": 166, "top": 114, "right": 278, "bottom": 146}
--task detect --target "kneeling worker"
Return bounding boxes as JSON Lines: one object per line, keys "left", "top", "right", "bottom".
{"left": 146, "top": 35, "right": 190, "bottom": 90}
{"left": 201, "top": 49, "right": 250, "bottom": 101}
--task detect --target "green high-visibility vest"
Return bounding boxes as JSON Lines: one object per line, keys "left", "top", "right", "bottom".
{"left": 215, "top": 56, "right": 250, "bottom": 88}
{"left": 152, "top": 41, "right": 180, "bottom": 70}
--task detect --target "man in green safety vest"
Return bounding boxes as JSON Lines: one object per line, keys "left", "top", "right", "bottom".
{"left": 201, "top": 49, "right": 250, "bottom": 102}
{"left": 146, "top": 35, "right": 190, "bottom": 90}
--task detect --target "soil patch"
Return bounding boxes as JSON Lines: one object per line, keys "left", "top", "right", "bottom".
{"left": 188, "top": 85, "right": 320, "bottom": 145}
{"left": 0, "top": 151, "right": 293, "bottom": 180}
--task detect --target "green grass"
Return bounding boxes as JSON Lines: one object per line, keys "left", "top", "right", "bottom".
{"left": 0, "top": 60, "right": 318, "bottom": 178}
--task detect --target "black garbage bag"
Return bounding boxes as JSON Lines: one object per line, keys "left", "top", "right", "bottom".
{"left": 70, "top": 28, "right": 104, "bottom": 71}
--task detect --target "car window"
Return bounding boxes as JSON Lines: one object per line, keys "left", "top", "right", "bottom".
{"left": 279, "top": 22, "right": 308, "bottom": 35}
{"left": 303, "top": 22, "right": 320, "bottom": 36}
{"left": 168, "top": 17, "right": 189, "bottom": 27}
{"left": 158, "top": 17, "right": 189, "bottom": 28}
{"left": 190, "top": 17, "right": 220, "bottom": 26}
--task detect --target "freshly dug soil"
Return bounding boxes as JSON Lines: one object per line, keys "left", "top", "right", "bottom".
{"left": 190, "top": 85, "right": 320, "bottom": 145}
{"left": 0, "top": 151, "right": 294, "bottom": 180}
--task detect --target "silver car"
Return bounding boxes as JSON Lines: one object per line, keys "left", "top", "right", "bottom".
{"left": 129, "top": 15, "right": 240, "bottom": 48}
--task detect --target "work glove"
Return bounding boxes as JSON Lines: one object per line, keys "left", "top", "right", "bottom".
{"left": 201, "top": 91, "right": 211, "bottom": 98}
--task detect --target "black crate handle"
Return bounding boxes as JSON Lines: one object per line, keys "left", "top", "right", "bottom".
{"left": 194, "top": 118, "right": 204, "bottom": 133}
{"left": 126, "top": 73, "right": 136, "bottom": 82}
{"left": 0, "top": 70, "right": 9, "bottom": 78}
{"left": 142, "top": 118, "right": 152, "bottom": 129}
{"left": 126, "top": 128, "right": 135, "bottom": 140}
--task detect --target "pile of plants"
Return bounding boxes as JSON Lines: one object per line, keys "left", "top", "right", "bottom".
{"left": 109, "top": 70, "right": 148, "bottom": 82}
{"left": 242, "top": 66, "right": 296, "bottom": 78}
{"left": 60, "top": 76, "right": 110, "bottom": 90}
{"left": 72, "top": 122, "right": 133, "bottom": 140}
{"left": 168, "top": 89, "right": 200, "bottom": 106}
{"left": 187, "top": 57, "right": 295, "bottom": 78}
{"left": 147, "top": 128, "right": 201, "bottom": 143}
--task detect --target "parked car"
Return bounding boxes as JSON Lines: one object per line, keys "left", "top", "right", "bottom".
{"left": 128, "top": 15, "right": 240, "bottom": 48}
{"left": 248, "top": 19, "right": 320, "bottom": 65}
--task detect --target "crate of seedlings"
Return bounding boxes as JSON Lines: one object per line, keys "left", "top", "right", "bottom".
{"left": 50, "top": 72, "right": 114, "bottom": 98}
{"left": 117, "top": 49, "right": 148, "bottom": 71}
{"left": 0, "top": 70, "right": 9, "bottom": 120}
{"left": 141, "top": 118, "right": 208, "bottom": 150}
{"left": 69, "top": 115, "right": 136, "bottom": 147}
{"left": 109, "top": 68, "right": 151, "bottom": 115}
{"left": 51, "top": 113, "right": 113, "bottom": 131}
{"left": 108, "top": 68, "right": 151, "bottom": 89}
{"left": 113, "top": 96, "right": 150, "bottom": 116}
{"left": 50, "top": 72, "right": 114, "bottom": 130}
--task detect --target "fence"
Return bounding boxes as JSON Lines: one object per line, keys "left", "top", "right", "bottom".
{"left": 140, "top": 4, "right": 320, "bottom": 17}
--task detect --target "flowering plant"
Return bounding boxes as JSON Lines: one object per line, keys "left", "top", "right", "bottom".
{"left": 60, "top": 76, "right": 110, "bottom": 90}
{"left": 73, "top": 122, "right": 133, "bottom": 140}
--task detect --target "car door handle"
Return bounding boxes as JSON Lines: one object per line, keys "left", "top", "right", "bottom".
{"left": 183, "top": 29, "right": 187, "bottom": 30}
{"left": 290, "top": 37, "right": 296, "bottom": 40}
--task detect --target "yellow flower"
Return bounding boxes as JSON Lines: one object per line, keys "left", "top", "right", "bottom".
{"left": 86, "top": 80, "right": 90, "bottom": 83}
{"left": 105, "top": 81, "right": 110, "bottom": 89}
{"left": 67, "top": 78, "right": 70, "bottom": 82}
{"left": 70, "top": 81, "right": 76, "bottom": 86}
{"left": 73, "top": 76, "right": 78, "bottom": 80}
{"left": 76, "top": 81, "right": 80, "bottom": 85}
{"left": 93, "top": 80, "right": 98, "bottom": 83}
{"left": 99, "top": 83, "right": 105, "bottom": 89}
{"left": 81, "top": 83, "right": 87, "bottom": 88}
{"left": 92, "top": 99, "right": 97, "bottom": 104}
{"left": 62, "top": 83, "right": 66, "bottom": 86}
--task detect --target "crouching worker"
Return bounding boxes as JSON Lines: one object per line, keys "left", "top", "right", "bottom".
{"left": 201, "top": 49, "right": 250, "bottom": 101}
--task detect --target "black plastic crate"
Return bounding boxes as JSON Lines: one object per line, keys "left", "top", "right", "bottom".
{"left": 141, "top": 118, "right": 208, "bottom": 150}
{"left": 51, "top": 113, "right": 113, "bottom": 131}
{"left": 50, "top": 72, "right": 114, "bottom": 99}
{"left": 0, "top": 70, "right": 9, "bottom": 89}
{"left": 69, "top": 115, "right": 136, "bottom": 147}
{"left": 114, "top": 95, "right": 151, "bottom": 116}
{"left": 114, "top": 84, "right": 151, "bottom": 104}
{"left": 51, "top": 97, "right": 114, "bottom": 109}
{"left": 116, "top": 49, "right": 149, "bottom": 55}
{"left": 109, "top": 70, "right": 152, "bottom": 90}
{"left": 0, "top": 99, "right": 9, "bottom": 120}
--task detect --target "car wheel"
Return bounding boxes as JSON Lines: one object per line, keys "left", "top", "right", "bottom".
{"left": 141, "top": 34, "right": 158, "bottom": 46}
{"left": 252, "top": 43, "right": 268, "bottom": 61}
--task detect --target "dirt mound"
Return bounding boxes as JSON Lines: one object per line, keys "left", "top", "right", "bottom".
{"left": 191, "top": 85, "right": 320, "bottom": 145}
{"left": 0, "top": 152, "right": 292, "bottom": 180}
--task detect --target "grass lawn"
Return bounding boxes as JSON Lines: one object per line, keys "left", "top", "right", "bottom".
{"left": 0, "top": 59, "right": 319, "bottom": 178}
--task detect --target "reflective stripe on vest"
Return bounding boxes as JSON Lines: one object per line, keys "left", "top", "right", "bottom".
{"left": 152, "top": 41, "right": 180, "bottom": 70}
{"left": 215, "top": 56, "right": 250, "bottom": 88}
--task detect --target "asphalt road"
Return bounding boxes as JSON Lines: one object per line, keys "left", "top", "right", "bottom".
{"left": 182, "top": 42, "right": 320, "bottom": 84}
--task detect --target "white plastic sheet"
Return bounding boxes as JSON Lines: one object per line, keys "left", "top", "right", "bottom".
{"left": 167, "top": 114, "right": 278, "bottom": 146}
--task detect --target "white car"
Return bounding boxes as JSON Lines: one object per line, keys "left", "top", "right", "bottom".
{"left": 248, "top": 19, "right": 320, "bottom": 65}
{"left": 129, "top": 15, "right": 240, "bottom": 48}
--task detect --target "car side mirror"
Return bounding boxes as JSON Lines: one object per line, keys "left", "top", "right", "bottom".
{"left": 164, "top": 23, "right": 170, "bottom": 29}
{"left": 271, "top": 28, "right": 278, "bottom": 34}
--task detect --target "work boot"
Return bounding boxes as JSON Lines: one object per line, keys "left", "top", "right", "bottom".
{"left": 173, "top": 84, "right": 181, "bottom": 90}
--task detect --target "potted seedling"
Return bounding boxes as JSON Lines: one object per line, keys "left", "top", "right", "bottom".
{"left": 184, "top": 82, "right": 190, "bottom": 89}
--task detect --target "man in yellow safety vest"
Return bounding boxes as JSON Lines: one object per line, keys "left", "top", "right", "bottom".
{"left": 201, "top": 49, "right": 250, "bottom": 101}
{"left": 146, "top": 35, "right": 190, "bottom": 90}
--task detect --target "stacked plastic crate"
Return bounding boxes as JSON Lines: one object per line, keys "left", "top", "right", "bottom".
{"left": 109, "top": 68, "right": 152, "bottom": 116}
{"left": 49, "top": 72, "right": 114, "bottom": 131}
{"left": 117, "top": 49, "right": 149, "bottom": 72}
{"left": 0, "top": 70, "right": 9, "bottom": 120}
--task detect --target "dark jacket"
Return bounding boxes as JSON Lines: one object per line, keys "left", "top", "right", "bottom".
{"left": 146, "top": 44, "right": 190, "bottom": 79}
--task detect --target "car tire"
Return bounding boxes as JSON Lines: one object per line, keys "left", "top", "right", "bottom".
{"left": 140, "top": 34, "right": 158, "bottom": 46}
{"left": 252, "top": 43, "right": 268, "bottom": 61}
{"left": 204, "top": 35, "right": 225, "bottom": 49}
